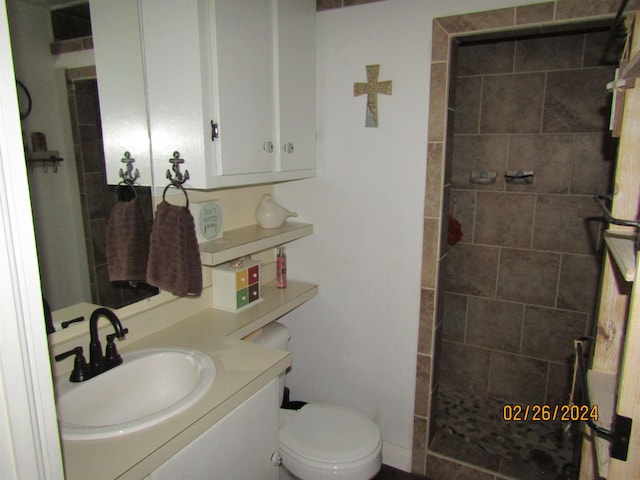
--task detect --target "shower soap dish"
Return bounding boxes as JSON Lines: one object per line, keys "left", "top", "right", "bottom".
{"left": 504, "top": 170, "right": 534, "bottom": 184}
{"left": 470, "top": 170, "right": 497, "bottom": 184}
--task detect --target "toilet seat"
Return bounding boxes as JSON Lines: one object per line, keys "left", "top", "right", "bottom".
{"left": 279, "top": 404, "right": 382, "bottom": 480}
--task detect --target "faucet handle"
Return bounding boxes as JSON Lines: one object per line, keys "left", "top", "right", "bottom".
{"left": 55, "top": 346, "right": 89, "bottom": 382}
{"left": 105, "top": 333, "right": 124, "bottom": 366}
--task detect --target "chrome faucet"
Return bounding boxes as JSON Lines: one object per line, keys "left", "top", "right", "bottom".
{"left": 55, "top": 307, "right": 129, "bottom": 382}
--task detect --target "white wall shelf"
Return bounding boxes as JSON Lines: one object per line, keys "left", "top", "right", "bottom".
{"left": 180, "top": 280, "right": 318, "bottom": 340}
{"left": 604, "top": 230, "right": 637, "bottom": 282}
{"left": 199, "top": 221, "right": 312, "bottom": 267}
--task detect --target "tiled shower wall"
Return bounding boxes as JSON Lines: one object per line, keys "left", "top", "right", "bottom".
{"left": 440, "top": 30, "right": 616, "bottom": 407}
{"left": 413, "top": 1, "right": 640, "bottom": 477}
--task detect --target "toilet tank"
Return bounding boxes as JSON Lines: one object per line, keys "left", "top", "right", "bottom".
{"left": 248, "top": 322, "right": 291, "bottom": 407}
{"left": 250, "top": 322, "right": 291, "bottom": 351}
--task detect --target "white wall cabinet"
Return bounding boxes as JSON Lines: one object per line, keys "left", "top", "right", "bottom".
{"left": 276, "top": 0, "right": 317, "bottom": 175}
{"left": 139, "top": 0, "right": 316, "bottom": 190}
{"left": 148, "top": 378, "right": 279, "bottom": 480}
{"left": 90, "top": 0, "right": 152, "bottom": 185}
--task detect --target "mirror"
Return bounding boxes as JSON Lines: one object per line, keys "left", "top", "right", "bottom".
{"left": 7, "top": 0, "right": 158, "bottom": 334}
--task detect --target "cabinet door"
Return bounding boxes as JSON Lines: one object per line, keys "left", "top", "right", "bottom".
{"left": 275, "top": 0, "right": 316, "bottom": 176}
{"left": 148, "top": 378, "right": 279, "bottom": 480}
{"left": 213, "top": 0, "right": 275, "bottom": 177}
{"left": 140, "top": 0, "right": 217, "bottom": 190}
{"left": 90, "top": 0, "right": 152, "bottom": 185}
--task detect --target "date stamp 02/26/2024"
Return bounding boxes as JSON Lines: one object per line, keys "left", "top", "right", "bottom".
{"left": 502, "top": 404, "right": 599, "bottom": 422}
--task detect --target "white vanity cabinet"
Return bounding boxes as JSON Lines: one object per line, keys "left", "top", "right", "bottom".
{"left": 90, "top": 0, "right": 152, "bottom": 185}
{"left": 148, "top": 378, "right": 279, "bottom": 480}
{"left": 139, "top": 0, "right": 316, "bottom": 190}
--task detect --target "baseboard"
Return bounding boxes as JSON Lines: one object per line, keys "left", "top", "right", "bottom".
{"left": 381, "top": 441, "right": 412, "bottom": 472}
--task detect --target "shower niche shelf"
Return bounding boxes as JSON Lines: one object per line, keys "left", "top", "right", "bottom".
{"left": 604, "top": 230, "right": 637, "bottom": 282}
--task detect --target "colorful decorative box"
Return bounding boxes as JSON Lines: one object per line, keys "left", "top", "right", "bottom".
{"left": 212, "top": 258, "right": 262, "bottom": 312}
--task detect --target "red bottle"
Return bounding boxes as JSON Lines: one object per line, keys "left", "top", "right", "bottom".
{"left": 276, "top": 247, "right": 287, "bottom": 288}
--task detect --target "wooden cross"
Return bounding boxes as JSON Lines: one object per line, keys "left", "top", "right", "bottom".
{"left": 354, "top": 64, "right": 392, "bottom": 128}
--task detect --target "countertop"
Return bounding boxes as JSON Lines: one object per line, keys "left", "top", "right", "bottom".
{"left": 58, "top": 304, "right": 292, "bottom": 480}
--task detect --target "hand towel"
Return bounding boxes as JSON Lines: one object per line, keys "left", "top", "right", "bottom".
{"left": 107, "top": 197, "right": 150, "bottom": 283}
{"left": 146, "top": 200, "right": 202, "bottom": 297}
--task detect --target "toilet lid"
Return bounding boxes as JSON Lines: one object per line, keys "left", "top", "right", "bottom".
{"left": 279, "top": 404, "right": 381, "bottom": 464}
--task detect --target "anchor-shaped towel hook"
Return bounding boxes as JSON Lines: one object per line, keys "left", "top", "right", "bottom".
{"left": 119, "top": 151, "right": 140, "bottom": 184}
{"left": 166, "top": 151, "right": 190, "bottom": 185}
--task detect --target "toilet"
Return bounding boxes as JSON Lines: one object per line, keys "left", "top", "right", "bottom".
{"left": 250, "top": 322, "right": 382, "bottom": 480}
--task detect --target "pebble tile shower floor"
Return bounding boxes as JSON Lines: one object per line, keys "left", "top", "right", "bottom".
{"left": 429, "top": 386, "right": 580, "bottom": 480}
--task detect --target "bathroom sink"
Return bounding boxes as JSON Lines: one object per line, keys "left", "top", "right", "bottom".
{"left": 55, "top": 347, "right": 216, "bottom": 440}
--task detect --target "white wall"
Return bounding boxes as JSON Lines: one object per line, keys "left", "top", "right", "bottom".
{"left": 275, "top": 0, "right": 549, "bottom": 470}
{"left": 7, "top": 0, "right": 90, "bottom": 310}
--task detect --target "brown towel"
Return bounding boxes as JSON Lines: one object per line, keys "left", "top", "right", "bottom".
{"left": 107, "top": 198, "right": 150, "bottom": 283}
{"left": 146, "top": 201, "right": 202, "bottom": 296}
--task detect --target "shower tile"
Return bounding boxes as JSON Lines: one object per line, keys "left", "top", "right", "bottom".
{"left": 558, "top": 254, "right": 602, "bottom": 313}
{"left": 570, "top": 133, "right": 616, "bottom": 195}
{"left": 499, "top": 453, "right": 564, "bottom": 480}
{"left": 429, "top": 429, "right": 502, "bottom": 472}
{"left": 440, "top": 186, "right": 452, "bottom": 255}
{"left": 555, "top": 0, "right": 640, "bottom": 20}
{"left": 443, "top": 243, "right": 499, "bottom": 297}
{"left": 522, "top": 306, "right": 588, "bottom": 363}
{"left": 450, "top": 134, "right": 508, "bottom": 190}
{"left": 425, "top": 143, "right": 443, "bottom": 218}
{"left": 506, "top": 134, "right": 573, "bottom": 194}
{"left": 80, "top": 136, "right": 106, "bottom": 175}
{"left": 421, "top": 218, "right": 439, "bottom": 289}
{"left": 85, "top": 171, "right": 110, "bottom": 219}
{"left": 411, "top": 416, "right": 427, "bottom": 475}
{"left": 315, "top": 0, "right": 341, "bottom": 10}
{"left": 542, "top": 67, "right": 616, "bottom": 133}
{"left": 466, "top": 297, "right": 524, "bottom": 353}
{"left": 457, "top": 41, "right": 515, "bottom": 76}
{"left": 415, "top": 354, "right": 432, "bottom": 417}
{"left": 515, "top": 33, "right": 584, "bottom": 72}
{"left": 453, "top": 76, "right": 481, "bottom": 134}
{"left": 584, "top": 30, "right": 626, "bottom": 67}
{"left": 475, "top": 192, "right": 535, "bottom": 248}
{"left": 440, "top": 341, "right": 490, "bottom": 396}
{"left": 418, "top": 288, "right": 435, "bottom": 355}
{"left": 437, "top": 8, "right": 516, "bottom": 35}
{"left": 431, "top": 320, "right": 443, "bottom": 389}
{"left": 449, "top": 189, "right": 475, "bottom": 244}
{"left": 533, "top": 195, "right": 603, "bottom": 255}
{"left": 497, "top": 249, "right": 560, "bottom": 307}
{"left": 546, "top": 361, "right": 573, "bottom": 407}
{"left": 343, "top": 0, "right": 385, "bottom": 6}
{"left": 442, "top": 292, "right": 466, "bottom": 342}
{"left": 90, "top": 217, "right": 108, "bottom": 265}
{"left": 431, "top": 21, "right": 450, "bottom": 63}
{"left": 480, "top": 73, "right": 545, "bottom": 133}
{"left": 425, "top": 454, "right": 495, "bottom": 480}
{"left": 428, "top": 62, "right": 448, "bottom": 142}
{"left": 488, "top": 351, "right": 547, "bottom": 404}
{"left": 515, "top": 3, "right": 554, "bottom": 25}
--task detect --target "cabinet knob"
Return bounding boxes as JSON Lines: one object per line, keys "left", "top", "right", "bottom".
{"left": 263, "top": 141, "right": 274, "bottom": 153}
{"left": 284, "top": 142, "right": 294, "bottom": 154}
{"left": 211, "top": 121, "right": 219, "bottom": 142}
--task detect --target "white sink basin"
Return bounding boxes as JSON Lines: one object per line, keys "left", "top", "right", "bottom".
{"left": 55, "top": 347, "right": 216, "bottom": 440}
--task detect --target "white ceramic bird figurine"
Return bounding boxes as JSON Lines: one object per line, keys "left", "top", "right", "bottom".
{"left": 255, "top": 194, "right": 297, "bottom": 229}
